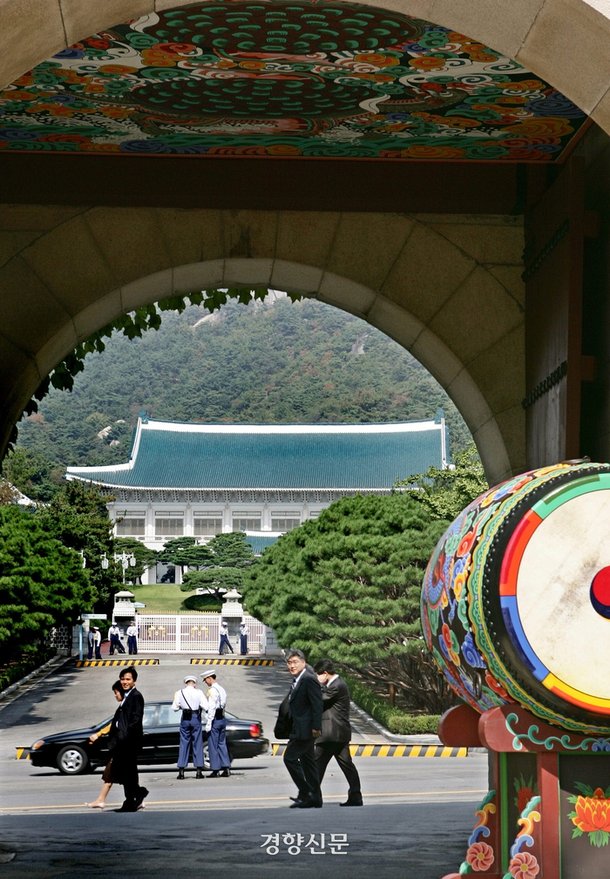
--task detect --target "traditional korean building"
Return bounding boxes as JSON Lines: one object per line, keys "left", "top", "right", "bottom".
{"left": 66, "top": 413, "right": 449, "bottom": 583}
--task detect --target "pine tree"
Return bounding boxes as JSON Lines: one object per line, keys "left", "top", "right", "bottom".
{"left": 243, "top": 494, "right": 451, "bottom": 712}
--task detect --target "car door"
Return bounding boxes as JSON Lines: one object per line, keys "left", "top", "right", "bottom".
{"left": 139, "top": 703, "right": 162, "bottom": 764}
{"left": 143, "top": 702, "right": 180, "bottom": 765}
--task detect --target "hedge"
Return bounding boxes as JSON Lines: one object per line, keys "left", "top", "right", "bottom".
{"left": 343, "top": 672, "right": 441, "bottom": 735}
{"left": 0, "top": 647, "right": 55, "bottom": 693}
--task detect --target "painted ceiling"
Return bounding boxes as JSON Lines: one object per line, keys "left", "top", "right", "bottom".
{"left": 0, "top": 1, "right": 586, "bottom": 161}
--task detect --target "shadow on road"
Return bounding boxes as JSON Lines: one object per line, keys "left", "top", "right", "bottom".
{"left": 0, "top": 801, "right": 472, "bottom": 879}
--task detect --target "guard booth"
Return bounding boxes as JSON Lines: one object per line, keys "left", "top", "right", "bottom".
{"left": 220, "top": 589, "right": 245, "bottom": 649}
{"left": 112, "top": 589, "right": 139, "bottom": 636}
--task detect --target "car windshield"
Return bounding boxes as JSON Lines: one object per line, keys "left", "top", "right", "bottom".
{"left": 155, "top": 704, "right": 179, "bottom": 727}
{"left": 93, "top": 703, "right": 239, "bottom": 732}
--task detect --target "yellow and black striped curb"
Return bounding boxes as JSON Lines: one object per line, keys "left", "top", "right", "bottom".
{"left": 74, "top": 658, "right": 160, "bottom": 667}
{"left": 270, "top": 743, "right": 468, "bottom": 758}
{"left": 17, "top": 742, "right": 468, "bottom": 761}
{"left": 190, "top": 657, "right": 275, "bottom": 667}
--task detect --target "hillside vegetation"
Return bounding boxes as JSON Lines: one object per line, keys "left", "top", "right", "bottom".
{"left": 15, "top": 295, "right": 471, "bottom": 469}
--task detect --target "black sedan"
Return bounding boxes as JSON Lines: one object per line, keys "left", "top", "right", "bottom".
{"left": 27, "top": 701, "right": 269, "bottom": 775}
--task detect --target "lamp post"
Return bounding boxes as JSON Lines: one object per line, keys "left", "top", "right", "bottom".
{"left": 115, "top": 552, "right": 136, "bottom": 583}
{"left": 100, "top": 551, "right": 136, "bottom": 582}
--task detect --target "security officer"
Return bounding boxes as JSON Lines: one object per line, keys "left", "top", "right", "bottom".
{"left": 239, "top": 621, "right": 249, "bottom": 655}
{"left": 108, "top": 622, "right": 124, "bottom": 655}
{"left": 172, "top": 674, "right": 208, "bottom": 779}
{"left": 126, "top": 620, "right": 138, "bottom": 655}
{"left": 218, "top": 620, "right": 234, "bottom": 655}
{"left": 200, "top": 668, "right": 231, "bottom": 777}
{"left": 88, "top": 626, "right": 102, "bottom": 660}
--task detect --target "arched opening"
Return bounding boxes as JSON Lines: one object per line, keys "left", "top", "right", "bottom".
{"left": 18, "top": 292, "right": 476, "bottom": 458}
{"left": 0, "top": 208, "right": 524, "bottom": 483}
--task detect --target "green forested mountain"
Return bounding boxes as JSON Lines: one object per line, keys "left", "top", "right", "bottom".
{"left": 15, "top": 295, "right": 471, "bottom": 470}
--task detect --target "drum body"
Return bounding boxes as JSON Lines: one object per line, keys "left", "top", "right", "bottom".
{"left": 421, "top": 461, "right": 610, "bottom": 734}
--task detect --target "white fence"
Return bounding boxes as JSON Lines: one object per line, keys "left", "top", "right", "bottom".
{"left": 135, "top": 614, "right": 267, "bottom": 654}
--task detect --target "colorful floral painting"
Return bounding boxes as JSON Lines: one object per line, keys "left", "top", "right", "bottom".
{"left": 568, "top": 783, "right": 610, "bottom": 847}
{"left": 465, "top": 840, "right": 495, "bottom": 871}
{"left": 506, "top": 851, "right": 540, "bottom": 878}
{"left": 460, "top": 790, "right": 497, "bottom": 874}
{"left": 514, "top": 774, "right": 538, "bottom": 814}
{"left": 421, "top": 468, "right": 545, "bottom": 716}
{"left": 0, "top": 1, "right": 586, "bottom": 159}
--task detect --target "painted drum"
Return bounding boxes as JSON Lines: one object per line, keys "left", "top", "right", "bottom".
{"left": 421, "top": 461, "right": 610, "bottom": 734}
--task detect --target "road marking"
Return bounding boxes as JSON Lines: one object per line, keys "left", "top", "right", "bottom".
{"left": 0, "top": 788, "right": 489, "bottom": 814}
{"left": 17, "top": 742, "right": 469, "bottom": 762}
{"left": 190, "top": 658, "right": 275, "bottom": 666}
{"left": 74, "top": 659, "right": 159, "bottom": 667}
{"left": 270, "top": 743, "right": 468, "bottom": 757}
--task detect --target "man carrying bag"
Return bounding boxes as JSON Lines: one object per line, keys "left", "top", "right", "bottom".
{"left": 279, "top": 649, "right": 323, "bottom": 809}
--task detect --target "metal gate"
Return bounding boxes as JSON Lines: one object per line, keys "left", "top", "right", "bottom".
{"left": 135, "top": 614, "right": 267, "bottom": 653}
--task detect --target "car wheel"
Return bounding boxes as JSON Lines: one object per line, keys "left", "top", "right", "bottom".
{"left": 57, "top": 745, "right": 89, "bottom": 775}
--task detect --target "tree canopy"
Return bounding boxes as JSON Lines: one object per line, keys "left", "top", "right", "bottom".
{"left": 202, "top": 532, "right": 256, "bottom": 568}
{"left": 242, "top": 493, "right": 451, "bottom": 711}
{"left": 181, "top": 533, "right": 255, "bottom": 601}
{"left": 0, "top": 505, "right": 94, "bottom": 661}
{"left": 401, "top": 444, "right": 488, "bottom": 520}
{"left": 36, "top": 480, "right": 117, "bottom": 613}
{"left": 1, "top": 447, "right": 64, "bottom": 502}
{"left": 158, "top": 537, "right": 213, "bottom": 573}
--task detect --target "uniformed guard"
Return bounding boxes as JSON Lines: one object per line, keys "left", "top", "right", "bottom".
{"left": 172, "top": 674, "right": 208, "bottom": 779}
{"left": 218, "top": 620, "right": 234, "bottom": 655}
{"left": 200, "top": 667, "right": 232, "bottom": 777}
{"left": 239, "top": 621, "right": 249, "bottom": 655}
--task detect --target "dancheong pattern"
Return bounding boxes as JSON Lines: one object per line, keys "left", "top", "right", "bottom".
{"left": 0, "top": 1, "right": 586, "bottom": 159}
{"left": 421, "top": 461, "right": 610, "bottom": 735}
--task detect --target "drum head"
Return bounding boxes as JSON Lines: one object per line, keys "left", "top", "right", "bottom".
{"left": 482, "top": 468, "right": 610, "bottom": 730}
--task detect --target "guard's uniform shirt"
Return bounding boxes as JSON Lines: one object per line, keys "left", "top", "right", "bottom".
{"left": 205, "top": 682, "right": 227, "bottom": 732}
{"left": 172, "top": 686, "right": 207, "bottom": 771}
{"left": 172, "top": 688, "right": 208, "bottom": 713}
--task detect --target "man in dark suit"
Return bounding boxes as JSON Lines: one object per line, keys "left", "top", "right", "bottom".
{"left": 313, "top": 658, "right": 363, "bottom": 807}
{"left": 113, "top": 666, "right": 148, "bottom": 812}
{"left": 282, "top": 649, "right": 323, "bottom": 809}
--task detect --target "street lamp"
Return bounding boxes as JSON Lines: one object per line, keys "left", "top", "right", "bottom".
{"left": 100, "top": 551, "right": 136, "bottom": 580}
{"left": 115, "top": 551, "right": 136, "bottom": 583}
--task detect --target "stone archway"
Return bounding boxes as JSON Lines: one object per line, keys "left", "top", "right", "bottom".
{"left": 1, "top": 0, "right": 609, "bottom": 134}
{"left": 0, "top": 205, "right": 524, "bottom": 483}
{"left": 0, "top": 0, "right": 607, "bottom": 478}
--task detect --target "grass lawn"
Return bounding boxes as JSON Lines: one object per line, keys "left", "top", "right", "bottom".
{"left": 130, "top": 584, "right": 221, "bottom": 614}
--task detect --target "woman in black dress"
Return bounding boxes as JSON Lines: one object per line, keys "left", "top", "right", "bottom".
{"left": 85, "top": 680, "right": 124, "bottom": 809}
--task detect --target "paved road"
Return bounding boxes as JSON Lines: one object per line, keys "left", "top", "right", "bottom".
{"left": 0, "top": 656, "right": 488, "bottom": 879}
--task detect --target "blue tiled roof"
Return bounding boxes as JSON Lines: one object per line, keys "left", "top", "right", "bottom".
{"left": 245, "top": 535, "right": 280, "bottom": 555}
{"left": 66, "top": 419, "right": 447, "bottom": 490}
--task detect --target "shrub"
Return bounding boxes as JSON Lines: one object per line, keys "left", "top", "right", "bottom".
{"left": 343, "top": 672, "right": 441, "bottom": 735}
{"left": 0, "top": 646, "right": 55, "bottom": 693}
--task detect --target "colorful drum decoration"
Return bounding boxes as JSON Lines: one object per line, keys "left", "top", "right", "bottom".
{"left": 421, "top": 461, "right": 610, "bottom": 734}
